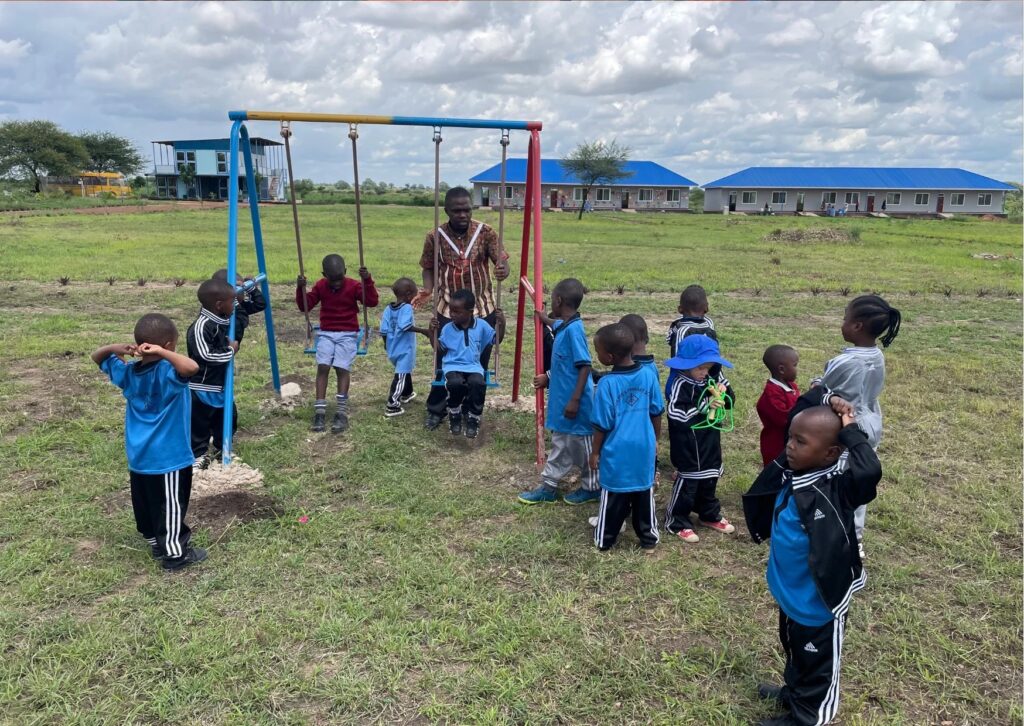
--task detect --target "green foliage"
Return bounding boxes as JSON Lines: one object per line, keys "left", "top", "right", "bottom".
{"left": 0, "top": 119, "right": 89, "bottom": 192}
{"left": 689, "top": 187, "right": 704, "bottom": 213}
{"left": 77, "top": 131, "right": 144, "bottom": 175}
{"left": 176, "top": 164, "right": 196, "bottom": 199}
{"left": 560, "top": 139, "right": 632, "bottom": 219}
{"left": 291, "top": 178, "right": 315, "bottom": 198}
{"left": 1004, "top": 182, "right": 1022, "bottom": 222}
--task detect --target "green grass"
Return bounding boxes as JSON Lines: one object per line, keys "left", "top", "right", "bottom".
{"left": 0, "top": 208, "right": 1021, "bottom": 724}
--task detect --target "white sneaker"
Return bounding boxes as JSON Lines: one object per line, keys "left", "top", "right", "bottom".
{"left": 400, "top": 392, "right": 417, "bottom": 404}
{"left": 858, "top": 542, "right": 866, "bottom": 560}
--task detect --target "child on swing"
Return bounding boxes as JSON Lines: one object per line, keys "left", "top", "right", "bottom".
{"left": 664, "top": 334, "right": 736, "bottom": 544}
{"left": 297, "top": 253, "right": 379, "bottom": 434}
{"left": 427, "top": 288, "right": 505, "bottom": 439}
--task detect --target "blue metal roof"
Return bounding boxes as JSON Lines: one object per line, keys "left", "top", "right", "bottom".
{"left": 469, "top": 159, "right": 696, "bottom": 187}
{"left": 703, "top": 167, "right": 1014, "bottom": 191}
{"left": 153, "top": 138, "right": 282, "bottom": 150}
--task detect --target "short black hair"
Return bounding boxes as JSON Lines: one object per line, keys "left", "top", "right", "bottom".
{"left": 133, "top": 313, "right": 178, "bottom": 345}
{"left": 848, "top": 295, "right": 902, "bottom": 348}
{"left": 763, "top": 344, "right": 797, "bottom": 371}
{"left": 794, "top": 405, "right": 843, "bottom": 443}
{"left": 322, "top": 254, "right": 346, "bottom": 277}
{"left": 451, "top": 288, "right": 476, "bottom": 311}
{"left": 679, "top": 284, "right": 708, "bottom": 313}
{"left": 619, "top": 314, "right": 649, "bottom": 344}
{"left": 392, "top": 277, "right": 416, "bottom": 295}
{"left": 553, "top": 278, "right": 585, "bottom": 310}
{"left": 595, "top": 323, "right": 635, "bottom": 362}
{"left": 211, "top": 268, "right": 228, "bottom": 281}
{"left": 197, "top": 278, "right": 235, "bottom": 310}
{"left": 444, "top": 186, "right": 472, "bottom": 205}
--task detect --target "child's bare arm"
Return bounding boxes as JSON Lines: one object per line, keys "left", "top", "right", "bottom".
{"left": 494, "top": 309, "right": 507, "bottom": 345}
{"left": 138, "top": 343, "right": 200, "bottom": 377}
{"left": 534, "top": 309, "right": 555, "bottom": 327}
{"left": 92, "top": 343, "right": 136, "bottom": 365}
{"left": 589, "top": 430, "right": 606, "bottom": 471}
{"left": 564, "top": 365, "right": 591, "bottom": 419}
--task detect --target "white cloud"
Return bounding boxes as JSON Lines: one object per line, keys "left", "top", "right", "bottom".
{"left": 0, "top": 0, "right": 1017, "bottom": 186}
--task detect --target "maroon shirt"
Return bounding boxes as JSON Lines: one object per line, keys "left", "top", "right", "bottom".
{"left": 756, "top": 378, "right": 800, "bottom": 467}
{"left": 296, "top": 276, "right": 379, "bottom": 332}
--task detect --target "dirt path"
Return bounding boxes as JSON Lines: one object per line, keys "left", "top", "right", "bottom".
{"left": 0, "top": 201, "right": 231, "bottom": 217}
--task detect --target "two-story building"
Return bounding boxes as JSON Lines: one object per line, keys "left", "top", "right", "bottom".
{"left": 150, "top": 138, "right": 286, "bottom": 201}
{"left": 703, "top": 167, "right": 1014, "bottom": 216}
{"left": 469, "top": 159, "right": 696, "bottom": 212}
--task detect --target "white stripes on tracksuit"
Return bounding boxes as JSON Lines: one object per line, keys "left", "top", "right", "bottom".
{"left": 163, "top": 469, "right": 183, "bottom": 559}
{"left": 593, "top": 488, "right": 659, "bottom": 549}
{"left": 388, "top": 373, "right": 408, "bottom": 410}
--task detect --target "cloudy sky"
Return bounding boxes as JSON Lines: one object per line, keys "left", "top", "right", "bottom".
{"left": 1, "top": 1, "right": 1020, "bottom": 186}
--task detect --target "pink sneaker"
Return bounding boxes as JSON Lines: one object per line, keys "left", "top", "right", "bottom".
{"left": 677, "top": 529, "right": 700, "bottom": 543}
{"left": 698, "top": 517, "right": 736, "bottom": 534}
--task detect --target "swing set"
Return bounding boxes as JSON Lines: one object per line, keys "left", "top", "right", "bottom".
{"left": 219, "top": 110, "right": 547, "bottom": 468}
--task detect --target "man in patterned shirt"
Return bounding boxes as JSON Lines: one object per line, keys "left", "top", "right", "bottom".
{"left": 416, "top": 186, "right": 510, "bottom": 429}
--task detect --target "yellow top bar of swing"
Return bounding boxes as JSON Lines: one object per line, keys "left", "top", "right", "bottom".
{"left": 230, "top": 110, "right": 540, "bottom": 130}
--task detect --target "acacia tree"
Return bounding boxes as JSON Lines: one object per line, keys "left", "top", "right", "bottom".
{"left": 560, "top": 139, "right": 632, "bottom": 220}
{"left": 78, "top": 131, "right": 144, "bottom": 175}
{"left": 177, "top": 164, "right": 196, "bottom": 199}
{"left": 0, "top": 120, "right": 89, "bottom": 192}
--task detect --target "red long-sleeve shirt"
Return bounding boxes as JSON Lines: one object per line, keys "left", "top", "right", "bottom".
{"left": 756, "top": 378, "right": 800, "bottom": 467}
{"left": 296, "top": 276, "right": 379, "bottom": 332}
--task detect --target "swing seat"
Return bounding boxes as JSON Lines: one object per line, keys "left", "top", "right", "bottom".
{"left": 304, "top": 326, "right": 369, "bottom": 356}
{"left": 430, "top": 369, "right": 500, "bottom": 388}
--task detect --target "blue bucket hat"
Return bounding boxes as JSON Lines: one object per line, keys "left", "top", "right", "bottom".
{"left": 665, "top": 334, "right": 733, "bottom": 371}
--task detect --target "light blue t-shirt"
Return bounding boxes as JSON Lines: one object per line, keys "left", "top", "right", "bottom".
{"left": 101, "top": 355, "right": 194, "bottom": 475}
{"left": 439, "top": 318, "right": 495, "bottom": 376}
{"left": 546, "top": 316, "right": 594, "bottom": 436}
{"left": 592, "top": 364, "right": 665, "bottom": 492}
{"left": 380, "top": 302, "right": 417, "bottom": 375}
{"left": 767, "top": 482, "right": 834, "bottom": 627}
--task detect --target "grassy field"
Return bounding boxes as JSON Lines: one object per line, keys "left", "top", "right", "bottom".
{"left": 0, "top": 208, "right": 1021, "bottom": 725}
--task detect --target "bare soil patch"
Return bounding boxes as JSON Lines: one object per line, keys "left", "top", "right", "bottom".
{"left": 188, "top": 490, "right": 281, "bottom": 541}
{"left": 762, "top": 227, "right": 854, "bottom": 243}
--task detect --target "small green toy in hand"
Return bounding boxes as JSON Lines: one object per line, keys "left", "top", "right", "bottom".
{"left": 693, "top": 379, "right": 734, "bottom": 432}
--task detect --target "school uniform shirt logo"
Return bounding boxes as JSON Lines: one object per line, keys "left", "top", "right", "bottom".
{"left": 625, "top": 390, "right": 640, "bottom": 407}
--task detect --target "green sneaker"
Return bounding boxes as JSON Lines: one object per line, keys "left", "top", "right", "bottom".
{"left": 564, "top": 488, "right": 601, "bottom": 505}
{"left": 517, "top": 486, "right": 560, "bottom": 505}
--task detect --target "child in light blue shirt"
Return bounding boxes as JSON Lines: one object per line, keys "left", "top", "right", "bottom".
{"left": 380, "top": 277, "right": 430, "bottom": 417}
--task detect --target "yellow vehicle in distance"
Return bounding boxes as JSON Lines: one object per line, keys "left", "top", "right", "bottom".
{"left": 43, "top": 171, "right": 132, "bottom": 198}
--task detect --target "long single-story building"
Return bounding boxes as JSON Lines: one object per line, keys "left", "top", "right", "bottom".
{"left": 703, "top": 167, "right": 1014, "bottom": 216}
{"left": 150, "top": 138, "right": 286, "bottom": 201}
{"left": 469, "top": 159, "right": 697, "bottom": 211}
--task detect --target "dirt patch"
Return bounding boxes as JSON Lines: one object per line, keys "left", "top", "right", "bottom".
{"left": 971, "top": 252, "right": 1019, "bottom": 261}
{"left": 486, "top": 393, "right": 537, "bottom": 414}
{"left": 0, "top": 201, "right": 229, "bottom": 217}
{"left": 75, "top": 539, "right": 102, "bottom": 558}
{"left": 762, "top": 227, "right": 854, "bottom": 243}
{"left": 188, "top": 490, "right": 281, "bottom": 541}
{"left": 191, "top": 460, "right": 265, "bottom": 497}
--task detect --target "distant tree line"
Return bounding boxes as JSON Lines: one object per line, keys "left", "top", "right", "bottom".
{"left": 0, "top": 120, "right": 144, "bottom": 192}
{"left": 289, "top": 178, "right": 451, "bottom": 199}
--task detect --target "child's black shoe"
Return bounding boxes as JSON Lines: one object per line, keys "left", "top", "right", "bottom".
{"left": 757, "top": 683, "right": 784, "bottom": 703}
{"left": 311, "top": 412, "right": 326, "bottom": 432}
{"left": 464, "top": 419, "right": 479, "bottom": 439}
{"left": 162, "top": 546, "right": 208, "bottom": 572}
{"left": 425, "top": 413, "right": 443, "bottom": 430}
{"left": 755, "top": 715, "right": 798, "bottom": 726}
{"left": 331, "top": 409, "right": 349, "bottom": 434}
{"left": 449, "top": 414, "right": 463, "bottom": 435}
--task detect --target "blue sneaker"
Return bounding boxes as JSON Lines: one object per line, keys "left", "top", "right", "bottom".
{"left": 563, "top": 488, "right": 601, "bottom": 505}
{"left": 517, "top": 486, "right": 560, "bottom": 505}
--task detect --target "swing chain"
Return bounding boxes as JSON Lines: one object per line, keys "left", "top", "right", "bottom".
{"left": 500, "top": 130, "right": 510, "bottom": 148}
{"left": 280, "top": 120, "right": 292, "bottom": 139}
{"left": 432, "top": 126, "right": 442, "bottom": 144}
{"left": 348, "top": 123, "right": 358, "bottom": 142}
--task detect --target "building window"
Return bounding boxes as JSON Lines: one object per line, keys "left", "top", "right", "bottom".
{"left": 950, "top": 193, "right": 965, "bottom": 206}
{"left": 822, "top": 192, "right": 836, "bottom": 205}
{"left": 741, "top": 191, "right": 756, "bottom": 205}
{"left": 915, "top": 193, "right": 930, "bottom": 205}
{"left": 978, "top": 193, "right": 992, "bottom": 206}
{"left": 596, "top": 188, "right": 611, "bottom": 202}
{"left": 573, "top": 188, "right": 585, "bottom": 202}
{"left": 175, "top": 150, "right": 196, "bottom": 172}
{"left": 886, "top": 192, "right": 901, "bottom": 205}
{"left": 504, "top": 185, "right": 514, "bottom": 199}
{"left": 156, "top": 176, "right": 176, "bottom": 198}
{"left": 667, "top": 189, "right": 681, "bottom": 203}
{"left": 845, "top": 192, "right": 859, "bottom": 205}
{"left": 772, "top": 191, "right": 787, "bottom": 205}
{"left": 216, "top": 152, "right": 227, "bottom": 174}
{"left": 638, "top": 189, "right": 654, "bottom": 202}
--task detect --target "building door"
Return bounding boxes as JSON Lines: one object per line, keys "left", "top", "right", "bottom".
{"left": 550, "top": 190, "right": 558, "bottom": 208}
{"left": 936, "top": 194, "right": 944, "bottom": 213}
{"left": 796, "top": 193, "right": 804, "bottom": 212}
{"left": 866, "top": 195, "right": 874, "bottom": 212}
{"left": 621, "top": 192, "right": 629, "bottom": 209}
{"left": 481, "top": 188, "right": 490, "bottom": 207}
{"left": 728, "top": 192, "right": 737, "bottom": 212}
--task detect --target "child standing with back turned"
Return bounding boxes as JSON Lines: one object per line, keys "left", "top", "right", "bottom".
{"left": 297, "top": 253, "right": 379, "bottom": 434}
{"left": 665, "top": 284, "right": 718, "bottom": 398}
{"left": 518, "top": 278, "right": 600, "bottom": 506}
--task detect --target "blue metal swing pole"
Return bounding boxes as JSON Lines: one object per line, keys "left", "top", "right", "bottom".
{"left": 222, "top": 120, "right": 242, "bottom": 466}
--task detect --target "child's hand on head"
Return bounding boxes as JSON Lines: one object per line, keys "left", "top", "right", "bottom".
{"left": 828, "top": 395, "right": 854, "bottom": 417}
{"left": 136, "top": 343, "right": 163, "bottom": 356}
{"left": 533, "top": 373, "right": 549, "bottom": 389}
{"left": 841, "top": 410, "right": 856, "bottom": 427}
{"left": 115, "top": 343, "right": 138, "bottom": 357}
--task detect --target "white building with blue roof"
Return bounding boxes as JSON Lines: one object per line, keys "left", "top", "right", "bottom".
{"left": 703, "top": 167, "right": 1014, "bottom": 216}
{"left": 469, "top": 159, "right": 697, "bottom": 212}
